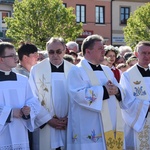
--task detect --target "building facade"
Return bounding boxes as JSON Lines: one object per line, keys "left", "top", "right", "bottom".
{"left": 63, "top": 0, "right": 112, "bottom": 48}
{"left": 0, "top": 0, "right": 149, "bottom": 46}
{"left": 0, "top": 0, "right": 14, "bottom": 40}
{"left": 112, "top": 0, "right": 150, "bottom": 46}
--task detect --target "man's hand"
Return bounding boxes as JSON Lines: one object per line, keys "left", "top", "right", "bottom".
{"left": 13, "top": 108, "right": 23, "bottom": 118}
{"left": 21, "top": 106, "right": 31, "bottom": 116}
{"left": 105, "top": 80, "right": 119, "bottom": 95}
{"left": 48, "top": 116, "right": 68, "bottom": 130}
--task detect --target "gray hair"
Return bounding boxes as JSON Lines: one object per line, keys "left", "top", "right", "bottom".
{"left": 66, "top": 41, "right": 79, "bottom": 51}
{"left": 46, "top": 37, "right": 66, "bottom": 51}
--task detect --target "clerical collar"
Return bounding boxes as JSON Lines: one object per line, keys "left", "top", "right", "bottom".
{"left": 0, "top": 69, "right": 11, "bottom": 75}
{"left": 137, "top": 64, "right": 150, "bottom": 71}
{"left": 50, "top": 61, "right": 64, "bottom": 72}
{"left": 0, "top": 71, "right": 17, "bottom": 81}
{"left": 88, "top": 62, "right": 103, "bottom": 71}
{"left": 51, "top": 61, "right": 63, "bottom": 68}
{"left": 137, "top": 64, "right": 150, "bottom": 77}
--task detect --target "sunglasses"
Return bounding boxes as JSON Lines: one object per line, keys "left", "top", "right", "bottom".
{"left": 48, "top": 49, "right": 64, "bottom": 55}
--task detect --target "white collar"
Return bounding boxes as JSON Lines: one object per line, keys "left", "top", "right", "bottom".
{"left": 86, "top": 60, "right": 100, "bottom": 67}
{"left": 51, "top": 61, "right": 64, "bottom": 68}
{"left": 0, "top": 69, "right": 11, "bottom": 75}
{"left": 137, "top": 64, "right": 150, "bottom": 71}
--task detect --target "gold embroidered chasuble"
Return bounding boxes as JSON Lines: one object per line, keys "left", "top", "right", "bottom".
{"left": 81, "top": 60, "right": 124, "bottom": 150}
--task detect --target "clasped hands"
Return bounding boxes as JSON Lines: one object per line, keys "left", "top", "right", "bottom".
{"left": 105, "top": 80, "right": 119, "bottom": 96}
{"left": 13, "top": 106, "right": 30, "bottom": 118}
{"left": 48, "top": 116, "right": 68, "bottom": 130}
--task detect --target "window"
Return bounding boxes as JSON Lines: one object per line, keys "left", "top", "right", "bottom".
{"left": 63, "top": 3, "right": 67, "bottom": 7}
{"left": 120, "top": 7, "right": 130, "bottom": 25}
{"left": 76, "top": 5, "right": 86, "bottom": 23}
{"left": 2, "top": 11, "right": 10, "bottom": 23}
{"left": 95, "top": 6, "right": 105, "bottom": 24}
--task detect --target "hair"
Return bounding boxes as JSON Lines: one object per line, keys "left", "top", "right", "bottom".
{"left": 17, "top": 42, "right": 38, "bottom": 61}
{"left": 116, "top": 63, "right": 128, "bottom": 70}
{"left": 69, "top": 50, "right": 78, "bottom": 58}
{"left": 46, "top": 37, "right": 66, "bottom": 51}
{"left": 123, "top": 52, "right": 134, "bottom": 61}
{"left": 63, "top": 54, "right": 74, "bottom": 64}
{"left": 126, "top": 56, "right": 138, "bottom": 65}
{"left": 116, "top": 54, "right": 124, "bottom": 62}
{"left": 118, "top": 46, "right": 132, "bottom": 56}
{"left": 104, "top": 45, "right": 119, "bottom": 57}
{"left": 66, "top": 41, "right": 79, "bottom": 51}
{"left": 0, "top": 42, "right": 14, "bottom": 57}
{"left": 134, "top": 41, "right": 150, "bottom": 52}
{"left": 81, "top": 34, "right": 104, "bottom": 56}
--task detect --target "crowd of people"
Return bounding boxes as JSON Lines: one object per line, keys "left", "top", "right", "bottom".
{"left": 0, "top": 34, "right": 150, "bottom": 150}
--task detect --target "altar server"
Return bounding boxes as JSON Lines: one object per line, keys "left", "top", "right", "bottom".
{"left": 0, "top": 42, "right": 41, "bottom": 149}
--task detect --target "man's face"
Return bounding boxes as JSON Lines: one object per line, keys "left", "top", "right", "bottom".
{"left": 88, "top": 41, "right": 105, "bottom": 65}
{"left": 137, "top": 45, "right": 150, "bottom": 68}
{"left": 26, "top": 52, "right": 39, "bottom": 66}
{"left": 1, "top": 48, "right": 18, "bottom": 70}
{"left": 47, "top": 42, "right": 65, "bottom": 65}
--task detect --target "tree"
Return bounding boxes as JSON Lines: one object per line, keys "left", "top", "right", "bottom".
{"left": 123, "top": 3, "right": 150, "bottom": 49}
{"left": 5, "top": 0, "right": 83, "bottom": 49}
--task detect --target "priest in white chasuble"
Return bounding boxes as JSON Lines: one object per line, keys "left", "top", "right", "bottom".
{"left": 67, "top": 34, "right": 125, "bottom": 150}
{"left": 120, "top": 41, "right": 150, "bottom": 150}
{"left": 0, "top": 42, "right": 41, "bottom": 149}
{"left": 29, "top": 37, "right": 74, "bottom": 150}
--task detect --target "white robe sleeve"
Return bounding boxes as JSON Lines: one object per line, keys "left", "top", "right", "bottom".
{"left": 67, "top": 66, "right": 105, "bottom": 112}
{"left": 0, "top": 106, "right": 11, "bottom": 126}
{"left": 21, "top": 80, "right": 41, "bottom": 132}
{"left": 0, "top": 106, "right": 11, "bottom": 132}
{"left": 120, "top": 72, "right": 149, "bottom": 132}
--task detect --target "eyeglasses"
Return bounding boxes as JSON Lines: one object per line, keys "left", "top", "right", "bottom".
{"left": 1, "top": 54, "right": 18, "bottom": 59}
{"left": 48, "top": 49, "right": 64, "bottom": 55}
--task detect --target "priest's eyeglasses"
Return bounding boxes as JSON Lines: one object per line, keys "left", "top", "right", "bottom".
{"left": 1, "top": 54, "right": 18, "bottom": 59}
{"left": 48, "top": 49, "right": 63, "bottom": 55}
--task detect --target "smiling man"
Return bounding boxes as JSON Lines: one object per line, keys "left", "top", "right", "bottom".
{"left": 29, "top": 37, "right": 74, "bottom": 150}
{"left": 0, "top": 42, "right": 41, "bottom": 149}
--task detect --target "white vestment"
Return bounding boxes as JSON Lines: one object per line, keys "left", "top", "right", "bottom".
{"left": 67, "top": 58, "right": 125, "bottom": 150}
{"left": 120, "top": 64, "right": 150, "bottom": 150}
{"left": 29, "top": 58, "right": 73, "bottom": 150}
{"left": 0, "top": 73, "right": 41, "bottom": 150}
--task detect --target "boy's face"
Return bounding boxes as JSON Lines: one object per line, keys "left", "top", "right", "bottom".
{"left": 0, "top": 48, "right": 18, "bottom": 71}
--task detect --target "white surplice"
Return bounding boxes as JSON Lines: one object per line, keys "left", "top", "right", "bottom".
{"left": 67, "top": 58, "right": 125, "bottom": 150}
{"left": 0, "top": 73, "right": 41, "bottom": 150}
{"left": 120, "top": 64, "right": 150, "bottom": 150}
{"left": 29, "top": 58, "right": 73, "bottom": 150}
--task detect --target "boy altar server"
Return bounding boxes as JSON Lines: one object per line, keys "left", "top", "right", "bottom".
{"left": 0, "top": 42, "right": 41, "bottom": 149}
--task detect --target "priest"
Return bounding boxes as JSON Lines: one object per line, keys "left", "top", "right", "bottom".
{"left": 0, "top": 42, "right": 41, "bottom": 149}
{"left": 67, "top": 34, "right": 125, "bottom": 150}
{"left": 29, "top": 37, "right": 74, "bottom": 150}
{"left": 120, "top": 41, "right": 150, "bottom": 149}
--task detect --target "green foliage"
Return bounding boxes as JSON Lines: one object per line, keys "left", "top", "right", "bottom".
{"left": 5, "top": 0, "right": 83, "bottom": 49}
{"left": 123, "top": 2, "right": 150, "bottom": 49}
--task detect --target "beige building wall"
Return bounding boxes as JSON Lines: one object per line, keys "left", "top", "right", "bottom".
{"left": 112, "top": 0, "right": 149, "bottom": 46}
